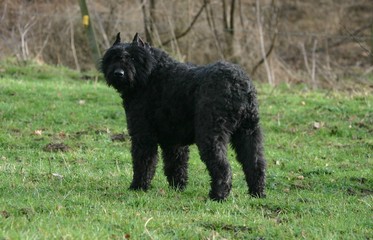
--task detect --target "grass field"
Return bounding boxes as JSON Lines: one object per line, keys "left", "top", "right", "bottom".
{"left": 0, "top": 61, "right": 372, "bottom": 239}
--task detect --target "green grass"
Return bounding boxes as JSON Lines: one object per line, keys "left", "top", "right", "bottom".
{"left": 0, "top": 61, "right": 372, "bottom": 239}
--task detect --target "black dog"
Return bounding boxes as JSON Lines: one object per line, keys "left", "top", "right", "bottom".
{"left": 100, "top": 33, "right": 266, "bottom": 201}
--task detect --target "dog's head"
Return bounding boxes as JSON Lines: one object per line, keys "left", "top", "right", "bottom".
{"left": 100, "top": 33, "right": 154, "bottom": 93}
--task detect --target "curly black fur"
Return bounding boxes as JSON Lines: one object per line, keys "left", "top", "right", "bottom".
{"left": 100, "top": 33, "right": 266, "bottom": 201}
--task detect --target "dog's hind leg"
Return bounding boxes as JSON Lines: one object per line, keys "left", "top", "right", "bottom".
{"left": 161, "top": 145, "right": 189, "bottom": 190}
{"left": 196, "top": 135, "right": 232, "bottom": 201}
{"left": 231, "top": 119, "right": 266, "bottom": 198}
{"left": 195, "top": 114, "right": 233, "bottom": 201}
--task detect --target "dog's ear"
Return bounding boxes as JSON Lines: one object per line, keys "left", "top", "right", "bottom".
{"left": 132, "top": 33, "right": 145, "bottom": 48}
{"left": 113, "top": 32, "right": 121, "bottom": 46}
{"left": 144, "top": 42, "right": 150, "bottom": 50}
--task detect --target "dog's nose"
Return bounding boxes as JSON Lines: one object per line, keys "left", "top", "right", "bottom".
{"left": 114, "top": 69, "right": 124, "bottom": 77}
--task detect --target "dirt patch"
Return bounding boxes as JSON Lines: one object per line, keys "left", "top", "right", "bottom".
{"left": 110, "top": 133, "right": 127, "bottom": 142}
{"left": 201, "top": 223, "right": 253, "bottom": 234}
{"left": 43, "top": 143, "right": 70, "bottom": 152}
{"left": 1, "top": 210, "right": 10, "bottom": 219}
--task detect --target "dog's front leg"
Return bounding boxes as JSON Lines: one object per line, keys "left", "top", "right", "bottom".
{"left": 129, "top": 137, "right": 158, "bottom": 191}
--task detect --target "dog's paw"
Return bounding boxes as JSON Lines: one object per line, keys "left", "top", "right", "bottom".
{"left": 129, "top": 183, "right": 149, "bottom": 191}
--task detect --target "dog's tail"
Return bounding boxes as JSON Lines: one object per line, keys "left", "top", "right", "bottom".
{"left": 231, "top": 117, "right": 266, "bottom": 198}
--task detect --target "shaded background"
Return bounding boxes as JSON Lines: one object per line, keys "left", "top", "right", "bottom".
{"left": 1, "top": 0, "right": 372, "bottom": 89}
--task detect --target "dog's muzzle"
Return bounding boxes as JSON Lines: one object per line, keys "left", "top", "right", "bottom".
{"left": 114, "top": 69, "right": 125, "bottom": 78}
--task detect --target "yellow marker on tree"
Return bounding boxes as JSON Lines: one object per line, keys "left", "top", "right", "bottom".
{"left": 83, "top": 15, "right": 89, "bottom": 27}
{"left": 79, "top": 0, "right": 101, "bottom": 62}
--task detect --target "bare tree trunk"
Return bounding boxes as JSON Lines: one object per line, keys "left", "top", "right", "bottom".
{"left": 79, "top": 0, "right": 101, "bottom": 64}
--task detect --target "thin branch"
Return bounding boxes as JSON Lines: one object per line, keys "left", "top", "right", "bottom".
{"left": 229, "top": 0, "right": 236, "bottom": 33}
{"left": 35, "top": 21, "right": 52, "bottom": 61}
{"left": 141, "top": 0, "right": 153, "bottom": 44}
{"left": 252, "top": 0, "right": 278, "bottom": 78}
{"left": 311, "top": 39, "right": 318, "bottom": 89}
{"left": 238, "top": 0, "right": 244, "bottom": 28}
{"left": 251, "top": 33, "right": 276, "bottom": 76}
{"left": 256, "top": 0, "right": 273, "bottom": 85}
{"left": 1, "top": 0, "right": 7, "bottom": 22}
{"left": 316, "top": 23, "right": 372, "bottom": 53}
{"left": 92, "top": 4, "right": 110, "bottom": 48}
{"left": 69, "top": 18, "right": 80, "bottom": 71}
{"left": 222, "top": 0, "right": 228, "bottom": 30}
{"left": 343, "top": 25, "right": 373, "bottom": 57}
{"left": 204, "top": 0, "right": 225, "bottom": 59}
{"left": 18, "top": 16, "right": 37, "bottom": 61}
{"left": 161, "top": 1, "right": 182, "bottom": 59}
{"left": 161, "top": 1, "right": 207, "bottom": 45}
{"left": 300, "top": 42, "right": 311, "bottom": 75}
